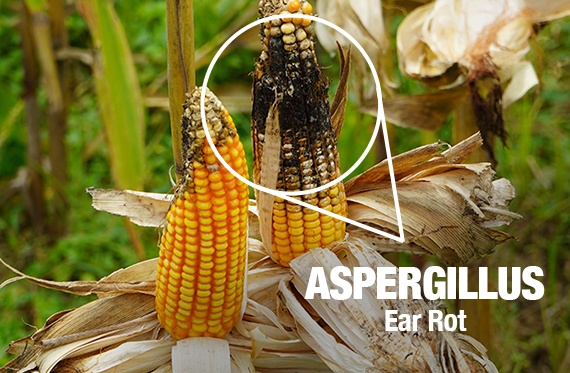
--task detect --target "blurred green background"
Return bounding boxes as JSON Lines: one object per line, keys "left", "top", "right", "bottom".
{"left": 0, "top": 1, "right": 568, "bottom": 372}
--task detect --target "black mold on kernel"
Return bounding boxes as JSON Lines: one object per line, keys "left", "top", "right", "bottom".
{"left": 252, "top": 0, "right": 341, "bottom": 207}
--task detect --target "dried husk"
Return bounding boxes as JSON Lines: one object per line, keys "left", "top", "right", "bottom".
{"left": 2, "top": 236, "right": 498, "bottom": 373}
{"left": 1, "top": 133, "right": 515, "bottom": 372}
{"left": 87, "top": 133, "right": 519, "bottom": 265}
{"left": 396, "top": 0, "right": 570, "bottom": 105}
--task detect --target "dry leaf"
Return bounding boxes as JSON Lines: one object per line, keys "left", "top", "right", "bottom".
{"left": 330, "top": 43, "right": 351, "bottom": 140}
{"left": 362, "top": 88, "right": 468, "bottom": 131}
{"left": 84, "top": 133, "right": 516, "bottom": 266}
{"left": 1, "top": 236, "right": 499, "bottom": 372}
{"left": 285, "top": 239, "right": 498, "bottom": 372}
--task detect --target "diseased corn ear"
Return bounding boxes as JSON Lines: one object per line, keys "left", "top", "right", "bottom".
{"left": 253, "top": 0, "right": 347, "bottom": 266}
{"left": 156, "top": 87, "right": 249, "bottom": 339}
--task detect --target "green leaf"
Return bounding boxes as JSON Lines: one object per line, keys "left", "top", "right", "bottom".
{"left": 77, "top": 0, "right": 145, "bottom": 190}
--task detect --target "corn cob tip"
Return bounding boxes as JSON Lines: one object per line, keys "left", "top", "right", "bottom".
{"left": 257, "top": 0, "right": 315, "bottom": 58}
{"left": 177, "top": 87, "right": 239, "bottom": 197}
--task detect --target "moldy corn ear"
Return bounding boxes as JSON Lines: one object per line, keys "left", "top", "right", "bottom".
{"left": 253, "top": 0, "right": 347, "bottom": 266}
{"left": 156, "top": 87, "right": 249, "bottom": 340}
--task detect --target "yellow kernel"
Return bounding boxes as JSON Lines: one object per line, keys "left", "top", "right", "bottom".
{"left": 178, "top": 299, "right": 192, "bottom": 311}
{"left": 201, "top": 240, "right": 213, "bottom": 248}
{"left": 211, "top": 298, "right": 225, "bottom": 308}
{"left": 208, "top": 172, "right": 222, "bottom": 182}
{"left": 290, "top": 235, "right": 304, "bottom": 244}
{"left": 194, "top": 178, "right": 208, "bottom": 187}
{"left": 197, "top": 289, "right": 211, "bottom": 298}
{"left": 335, "top": 229, "right": 344, "bottom": 241}
{"left": 194, "top": 165, "right": 207, "bottom": 175}
{"left": 217, "top": 145, "right": 228, "bottom": 155}
{"left": 196, "top": 193, "right": 211, "bottom": 202}
{"left": 279, "top": 252, "right": 294, "bottom": 264}
{"left": 290, "top": 243, "right": 306, "bottom": 252}
{"left": 306, "top": 242, "right": 320, "bottom": 250}
{"left": 164, "top": 318, "right": 175, "bottom": 329}
{"left": 288, "top": 219, "right": 304, "bottom": 228}
{"left": 174, "top": 239, "right": 184, "bottom": 251}
{"left": 226, "top": 189, "right": 238, "bottom": 200}
{"left": 288, "top": 226, "right": 304, "bottom": 236}
{"left": 305, "top": 233, "right": 321, "bottom": 244}
{"left": 208, "top": 324, "right": 223, "bottom": 335}
{"left": 273, "top": 215, "right": 287, "bottom": 224}
{"left": 287, "top": 0, "right": 300, "bottom": 12}
{"left": 204, "top": 154, "right": 217, "bottom": 164}
{"left": 280, "top": 22, "right": 295, "bottom": 35}
{"left": 169, "top": 270, "right": 181, "bottom": 281}
{"left": 304, "top": 219, "right": 321, "bottom": 229}
{"left": 212, "top": 205, "right": 226, "bottom": 215}
{"left": 274, "top": 237, "right": 289, "bottom": 246}
{"left": 200, "top": 246, "right": 215, "bottom": 256}
{"left": 293, "top": 17, "right": 303, "bottom": 25}
{"left": 274, "top": 230, "right": 288, "bottom": 239}
{"left": 181, "top": 269, "right": 195, "bottom": 281}
{"left": 275, "top": 245, "right": 290, "bottom": 254}
{"left": 234, "top": 157, "right": 243, "bottom": 168}
{"left": 301, "top": 2, "right": 312, "bottom": 14}
{"left": 210, "top": 181, "right": 224, "bottom": 191}
{"left": 301, "top": 18, "right": 312, "bottom": 27}
{"left": 211, "top": 196, "right": 225, "bottom": 208}
{"left": 274, "top": 209, "right": 287, "bottom": 217}
{"left": 287, "top": 211, "right": 303, "bottom": 220}
{"left": 214, "top": 242, "right": 228, "bottom": 251}
{"left": 196, "top": 200, "right": 212, "bottom": 210}
{"left": 210, "top": 311, "right": 223, "bottom": 320}
{"left": 321, "top": 221, "right": 334, "bottom": 231}
{"left": 213, "top": 212, "right": 227, "bottom": 222}
{"left": 180, "top": 286, "right": 195, "bottom": 298}
{"left": 321, "top": 235, "right": 335, "bottom": 245}
{"left": 184, "top": 218, "right": 198, "bottom": 229}
{"left": 192, "top": 323, "right": 208, "bottom": 333}
{"left": 303, "top": 211, "right": 319, "bottom": 221}
{"left": 222, "top": 305, "right": 236, "bottom": 317}
{"left": 180, "top": 292, "right": 193, "bottom": 303}
{"left": 200, "top": 232, "right": 214, "bottom": 241}
{"left": 273, "top": 222, "right": 287, "bottom": 231}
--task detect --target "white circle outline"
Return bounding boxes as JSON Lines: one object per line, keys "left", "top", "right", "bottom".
{"left": 201, "top": 13, "right": 383, "bottom": 197}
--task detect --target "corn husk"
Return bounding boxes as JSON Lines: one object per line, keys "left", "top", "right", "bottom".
{"left": 2, "top": 132, "right": 515, "bottom": 372}
{"left": 2, "top": 234, "right": 499, "bottom": 373}
{"left": 397, "top": 0, "right": 570, "bottom": 106}
{"left": 87, "top": 133, "right": 518, "bottom": 265}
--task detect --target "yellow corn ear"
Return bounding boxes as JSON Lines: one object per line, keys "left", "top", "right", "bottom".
{"left": 156, "top": 88, "right": 249, "bottom": 340}
{"left": 253, "top": 0, "right": 347, "bottom": 267}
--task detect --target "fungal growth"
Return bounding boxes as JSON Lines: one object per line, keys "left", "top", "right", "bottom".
{"left": 253, "top": 0, "right": 347, "bottom": 266}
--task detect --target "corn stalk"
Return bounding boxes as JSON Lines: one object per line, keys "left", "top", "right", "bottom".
{"left": 166, "top": 0, "right": 195, "bottom": 180}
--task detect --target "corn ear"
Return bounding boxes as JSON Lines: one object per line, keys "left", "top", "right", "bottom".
{"left": 253, "top": 0, "right": 347, "bottom": 266}
{"left": 155, "top": 88, "right": 249, "bottom": 339}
